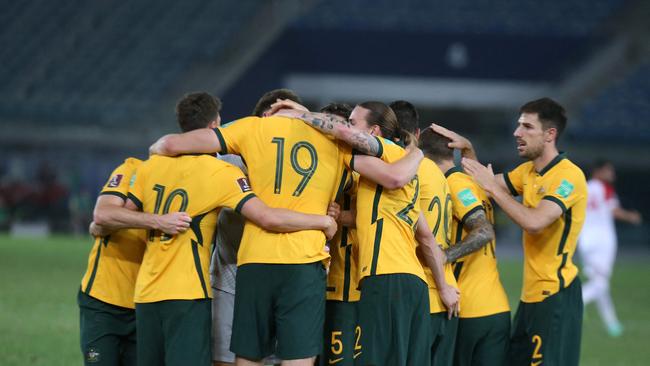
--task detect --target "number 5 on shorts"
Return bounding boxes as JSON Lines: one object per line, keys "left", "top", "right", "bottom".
{"left": 331, "top": 331, "right": 343, "bottom": 355}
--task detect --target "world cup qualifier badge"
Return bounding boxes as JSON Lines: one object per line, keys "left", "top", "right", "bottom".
{"left": 237, "top": 177, "right": 252, "bottom": 193}
{"left": 86, "top": 347, "right": 101, "bottom": 363}
{"left": 107, "top": 174, "right": 123, "bottom": 188}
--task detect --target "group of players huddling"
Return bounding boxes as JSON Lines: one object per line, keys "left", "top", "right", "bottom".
{"left": 78, "top": 89, "right": 587, "bottom": 366}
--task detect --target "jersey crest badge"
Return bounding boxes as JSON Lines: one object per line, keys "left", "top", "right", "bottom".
{"left": 556, "top": 179, "right": 574, "bottom": 198}
{"left": 107, "top": 174, "right": 123, "bottom": 188}
{"left": 237, "top": 177, "right": 252, "bottom": 193}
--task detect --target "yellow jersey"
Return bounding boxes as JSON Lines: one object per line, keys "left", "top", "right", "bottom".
{"left": 80, "top": 158, "right": 146, "bottom": 309}
{"left": 356, "top": 137, "right": 426, "bottom": 283}
{"left": 447, "top": 168, "right": 509, "bottom": 317}
{"left": 128, "top": 154, "right": 255, "bottom": 303}
{"left": 327, "top": 171, "right": 361, "bottom": 302}
{"left": 504, "top": 154, "right": 587, "bottom": 303}
{"left": 417, "top": 158, "right": 458, "bottom": 314}
{"left": 215, "top": 116, "right": 351, "bottom": 265}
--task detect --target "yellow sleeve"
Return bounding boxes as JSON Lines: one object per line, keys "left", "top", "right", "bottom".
{"left": 213, "top": 117, "right": 260, "bottom": 155}
{"left": 126, "top": 162, "right": 147, "bottom": 211}
{"left": 503, "top": 163, "right": 527, "bottom": 196}
{"left": 100, "top": 158, "right": 141, "bottom": 201}
{"left": 207, "top": 163, "right": 257, "bottom": 213}
{"left": 542, "top": 168, "right": 586, "bottom": 213}
{"left": 449, "top": 174, "right": 484, "bottom": 222}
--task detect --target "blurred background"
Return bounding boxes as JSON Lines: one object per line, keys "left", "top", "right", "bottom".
{"left": 0, "top": 0, "right": 649, "bottom": 365}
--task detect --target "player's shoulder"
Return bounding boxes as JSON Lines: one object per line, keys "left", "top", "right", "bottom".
{"left": 510, "top": 160, "right": 535, "bottom": 175}
{"left": 445, "top": 166, "right": 470, "bottom": 183}
{"left": 554, "top": 157, "right": 587, "bottom": 185}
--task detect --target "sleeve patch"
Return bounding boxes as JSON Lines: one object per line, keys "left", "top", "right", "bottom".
{"left": 107, "top": 174, "right": 123, "bottom": 188}
{"left": 457, "top": 188, "right": 478, "bottom": 207}
{"left": 237, "top": 177, "right": 252, "bottom": 193}
{"left": 556, "top": 179, "right": 574, "bottom": 198}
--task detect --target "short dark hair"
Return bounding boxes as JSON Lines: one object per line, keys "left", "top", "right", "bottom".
{"left": 252, "top": 88, "right": 302, "bottom": 117}
{"left": 389, "top": 100, "right": 419, "bottom": 134}
{"left": 419, "top": 128, "right": 453, "bottom": 162}
{"left": 520, "top": 97, "right": 567, "bottom": 138}
{"left": 319, "top": 102, "right": 353, "bottom": 119}
{"left": 175, "top": 92, "right": 221, "bottom": 132}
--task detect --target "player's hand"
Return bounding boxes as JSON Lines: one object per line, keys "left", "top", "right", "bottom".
{"left": 323, "top": 216, "right": 338, "bottom": 241}
{"left": 155, "top": 212, "right": 192, "bottom": 235}
{"left": 439, "top": 284, "right": 461, "bottom": 319}
{"left": 267, "top": 98, "right": 309, "bottom": 116}
{"left": 327, "top": 202, "right": 341, "bottom": 222}
{"left": 89, "top": 222, "right": 109, "bottom": 237}
{"left": 629, "top": 210, "right": 642, "bottom": 225}
{"left": 462, "top": 158, "right": 498, "bottom": 194}
{"left": 429, "top": 123, "right": 476, "bottom": 159}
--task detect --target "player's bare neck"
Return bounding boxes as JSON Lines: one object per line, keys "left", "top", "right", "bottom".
{"left": 437, "top": 159, "right": 455, "bottom": 173}
{"left": 532, "top": 145, "right": 560, "bottom": 173}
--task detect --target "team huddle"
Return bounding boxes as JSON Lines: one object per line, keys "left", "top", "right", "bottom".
{"left": 78, "top": 89, "right": 587, "bottom": 366}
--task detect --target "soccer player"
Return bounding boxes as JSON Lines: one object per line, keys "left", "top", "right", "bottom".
{"left": 210, "top": 89, "right": 302, "bottom": 366}
{"left": 439, "top": 97, "right": 587, "bottom": 366}
{"left": 121, "top": 92, "right": 337, "bottom": 366}
{"left": 149, "top": 97, "right": 426, "bottom": 366}
{"left": 314, "top": 102, "right": 361, "bottom": 366}
{"left": 275, "top": 101, "right": 460, "bottom": 366}
{"left": 420, "top": 128, "right": 510, "bottom": 366}
{"left": 390, "top": 100, "right": 460, "bottom": 366}
{"left": 79, "top": 158, "right": 191, "bottom": 366}
{"left": 579, "top": 159, "right": 641, "bottom": 337}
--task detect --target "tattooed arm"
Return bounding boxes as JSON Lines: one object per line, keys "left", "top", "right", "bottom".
{"left": 444, "top": 208, "right": 495, "bottom": 263}
{"left": 275, "top": 109, "right": 381, "bottom": 157}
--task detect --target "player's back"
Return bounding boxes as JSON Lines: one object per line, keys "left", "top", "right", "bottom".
{"left": 417, "top": 157, "right": 457, "bottom": 313}
{"left": 355, "top": 137, "right": 425, "bottom": 282}
{"left": 447, "top": 169, "right": 509, "bottom": 317}
{"left": 215, "top": 116, "right": 350, "bottom": 265}
{"left": 80, "top": 158, "right": 145, "bottom": 309}
{"left": 128, "top": 154, "right": 254, "bottom": 303}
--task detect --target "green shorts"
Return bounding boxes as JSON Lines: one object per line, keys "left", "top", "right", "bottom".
{"left": 78, "top": 289, "right": 136, "bottom": 366}
{"left": 356, "top": 274, "right": 431, "bottom": 366}
{"left": 509, "top": 277, "right": 582, "bottom": 366}
{"left": 453, "top": 311, "right": 510, "bottom": 366}
{"left": 231, "top": 262, "right": 326, "bottom": 361}
{"left": 135, "top": 299, "right": 212, "bottom": 366}
{"left": 320, "top": 301, "right": 359, "bottom": 366}
{"left": 430, "top": 312, "right": 458, "bottom": 366}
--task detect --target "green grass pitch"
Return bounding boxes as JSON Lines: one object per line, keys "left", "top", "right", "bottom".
{"left": 0, "top": 235, "right": 648, "bottom": 365}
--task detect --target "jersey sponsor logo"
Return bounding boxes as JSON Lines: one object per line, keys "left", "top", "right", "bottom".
{"left": 556, "top": 179, "right": 574, "bottom": 198}
{"left": 457, "top": 188, "right": 478, "bottom": 207}
{"left": 237, "top": 177, "right": 252, "bottom": 193}
{"left": 129, "top": 174, "right": 137, "bottom": 187}
{"left": 85, "top": 347, "right": 101, "bottom": 363}
{"left": 107, "top": 174, "right": 123, "bottom": 188}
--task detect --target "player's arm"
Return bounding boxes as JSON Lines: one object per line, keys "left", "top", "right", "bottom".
{"left": 91, "top": 195, "right": 191, "bottom": 236}
{"left": 239, "top": 197, "right": 338, "bottom": 240}
{"left": 352, "top": 149, "right": 423, "bottom": 189}
{"left": 415, "top": 213, "right": 460, "bottom": 318}
{"left": 613, "top": 207, "right": 642, "bottom": 225}
{"left": 149, "top": 128, "right": 222, "bottom": 156}
{"left": 444, "top": 208, "right": 495, "bottom": 263}
{"left": 275, "top": 107, "right": 382, "bottom": 157}
{"left": 462, "top": 158, "right": 562, "bottom": 234}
